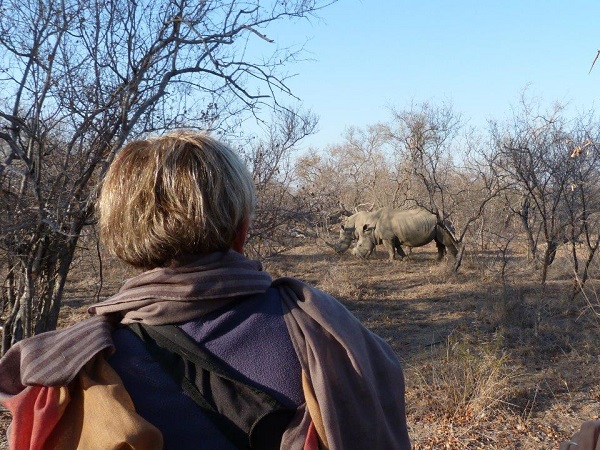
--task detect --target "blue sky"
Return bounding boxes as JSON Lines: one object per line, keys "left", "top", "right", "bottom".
{"left": 261, "top": 0, "right": 600, "bottom": 150}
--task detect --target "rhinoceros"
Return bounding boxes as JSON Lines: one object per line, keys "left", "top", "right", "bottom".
{"left": 327, "top": 208, "right": 407, "bottom": 257}
{"left": 354, "top": 206, "right": 458, "bottom": 261}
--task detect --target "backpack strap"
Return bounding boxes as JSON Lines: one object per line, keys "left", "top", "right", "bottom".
{"left": 126, "top": 322, "right": 296, "bottom": 450}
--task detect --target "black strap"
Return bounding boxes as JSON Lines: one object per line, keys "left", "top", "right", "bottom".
{"left": 126, "top": 322, "right": 296, "bottom": 450}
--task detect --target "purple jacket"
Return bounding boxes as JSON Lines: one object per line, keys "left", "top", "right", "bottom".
{"left": 108, "top": 288, "right": 303, "bottom": 449}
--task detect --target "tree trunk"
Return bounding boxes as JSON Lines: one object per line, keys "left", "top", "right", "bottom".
{"left": 34, "top": 242, "right": 78, "bottom": 335}
{"left": 1, "top": 232, "right": 81, "bottom": 355}
{"left": 570, "top": 238, "right": 600, "bottom": 301}
{"left": 452, "top": 244, "right": 465, "bottom": 272}
{"left": 540, "top": 240, "right": 558, "bottom": 285}
{"left": 2, "top": 265, "right": 34, "bottom": 353}
{"left": 520, "top": 197, "right": 537, "bottom": 261}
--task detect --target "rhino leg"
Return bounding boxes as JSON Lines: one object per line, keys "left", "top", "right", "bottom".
{"left": 382, "top": 239, "right": 397, "bottom": 261}
{"left": 436, "top": 226, "right": 458, "bottom": 258}
{"left": 435, "top": 240, "right": 446, "bottom": 260}
{"left": 393, "top": 237, "right": 406, "bottom": 259}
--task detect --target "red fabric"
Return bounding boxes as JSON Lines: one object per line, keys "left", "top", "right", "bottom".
{"left": 304, "top": 420, "right": 321, "bottom": 450}
{"left": 1, "top": 356, "right": 164, "bottom": 450}
{"left": 4, "top": 385, "right": 68, "bottom": 450}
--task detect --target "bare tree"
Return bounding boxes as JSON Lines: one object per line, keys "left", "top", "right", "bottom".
{"left": 294, "top": 124, "right": 399, "bottom": 217}
{"left": 488, "top": 97, "right": 579, "bottom": 284}
{"left": 242, "top": 106, "right": 320, "bottom": 256}
{"left": 562, "top": 117, "right": 600, "bottom": 299}
{"left": 0, "top": 0, "right": 334, "bottom": 352}
{"left": 338, "top": 125, "right": 400, "bottom": 208}
{"left": 451, "top": 133, "right": 511, "bottom": 264}
{"left": 386, "top": 102, "right": 461, "bottom": 217}
{"left": 386, "top": 102, "right": 472, "bottom": 270}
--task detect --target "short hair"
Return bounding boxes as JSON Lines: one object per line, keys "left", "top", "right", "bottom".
{"left": 98, "top": 131, "right": 255, "bottom": 269}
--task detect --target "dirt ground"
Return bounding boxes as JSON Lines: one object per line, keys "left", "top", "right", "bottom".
{"left": 1, "top": 240, "right": 599, "bottom": 449}
{"left": 262, "top": 242, "right": 600, "bottom": 449}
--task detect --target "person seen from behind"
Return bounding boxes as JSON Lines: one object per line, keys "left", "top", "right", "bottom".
{"left": 0, "top": 131, "right": 411, "bottom": 449}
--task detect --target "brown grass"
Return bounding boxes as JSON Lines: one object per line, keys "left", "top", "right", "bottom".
{"left": 406, "top": 331, "right": 514, "bottom": 422}
{"left": 264, "top": 241, "right": 600, "bottom": 449}
{"left": 2, "top": 239, "right": 600, "bottom": 449}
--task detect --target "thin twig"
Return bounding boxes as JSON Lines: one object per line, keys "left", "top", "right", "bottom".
{"left": 589, "top": 49, "right": 600, "bottom": 74}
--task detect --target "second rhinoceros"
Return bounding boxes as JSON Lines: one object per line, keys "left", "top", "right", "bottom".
{"left": 354, "top": 206, "right": 458, "bottom": 261}
{"left": 328, "top": 208, "right": 408, "bottom": 257}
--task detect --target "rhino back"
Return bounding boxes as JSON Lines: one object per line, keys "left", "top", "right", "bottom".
{"left": 376, "top": 207, "right": 437, "bottom": 246}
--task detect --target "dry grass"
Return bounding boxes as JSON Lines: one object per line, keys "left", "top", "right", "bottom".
{"left": 265, "top": 241, "right": 600, "bottom": 449}
{"left": 406, "top": 332, "right": 514, "bottom": 422}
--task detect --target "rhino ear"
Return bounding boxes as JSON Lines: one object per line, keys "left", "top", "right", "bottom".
{"left": 362, "top": 224, "right": 375, "bottom": 232}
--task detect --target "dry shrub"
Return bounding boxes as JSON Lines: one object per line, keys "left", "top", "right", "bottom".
{"left": 316, "top": 264, "right": 368, "bottom": 300}
{"left": 67, "top": 239, "right": 137, "bottom": 304}
{"left": 57, "top": 305, "right": 91, "bottom": 329}
{"left": 478, "top": 286, "right": 536, "bottom": 331}
{"left": 570, "top": 256, "right": 600, "bottom": 318}
{"left": 464, "top": 242, "right": 534, "bottom": 285}
{"left": 420, "top": 258, "right": 455, "bottom": 284}
{"left": 465, "top": 248, "right": 509, "bottom": 282}
{"left": 580, "top": 282, "right": 600, "bottom": 325}
{"left": 406, "top": 331, "right": 515, "bottom": 422}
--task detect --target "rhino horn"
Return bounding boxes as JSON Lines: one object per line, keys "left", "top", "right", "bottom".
{"left": 320, "top": 237, "right": 346, "bottom": 254}
{"left": 325, "top": 240, "right": 342, "bottom": 252}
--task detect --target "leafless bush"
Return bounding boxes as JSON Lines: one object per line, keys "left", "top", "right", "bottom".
{"left": 406, "top": 331, "right": 515, "bottom": 421}
{"left": 477, "top": 286, "right": 537, "bottom": 332}
{"left": 572, "top": 261, "right": 600, "bottom": 329}
{"left": 0, "top": 0, "right": 332, "bottom": 350}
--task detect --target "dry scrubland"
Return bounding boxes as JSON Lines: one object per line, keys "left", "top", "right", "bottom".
{"left": 262, "top": 242, "right": 599, "bottom": 449}
{"left": 2, "top": 239, "right": 600, "bottom": 450}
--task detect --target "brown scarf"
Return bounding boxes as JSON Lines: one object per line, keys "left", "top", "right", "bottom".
{"left": 89, "top": 250, "right": 410, "bottom": 448}
{"left": 88, "top": 250, "right": 272, "bottom": 324}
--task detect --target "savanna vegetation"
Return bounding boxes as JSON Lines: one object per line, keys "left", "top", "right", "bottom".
{"left": 1, "top": 0, "right": 599, "bottom": 448}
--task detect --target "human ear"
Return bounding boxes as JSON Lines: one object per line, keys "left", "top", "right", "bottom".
{"left": 231, "top": 218, "right": 250, "bottom": 253}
